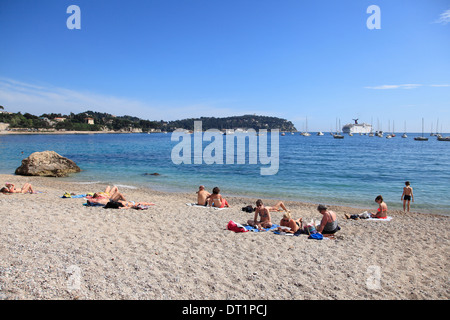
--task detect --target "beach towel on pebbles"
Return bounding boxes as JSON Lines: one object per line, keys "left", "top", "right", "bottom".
{"left": 244, "top": 224, "right": 279, "bottom": 232}
{"left": 185, "top": 203, "right": 229, "bottom": 210}
{"left": 367, "top": 216, "right": 393, "bottom": 221}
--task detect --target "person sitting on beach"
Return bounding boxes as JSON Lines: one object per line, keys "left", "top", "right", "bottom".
{"left": 247, "top": 199, "right": 272, "bottom": 229}
{"left": 1, "top": 182, "right": 35, "bottom": 194}
{"left": 208, "top": 187, "right": 229, "bottom": 208}
{"left": 277, "top": 211, "right": 302, "bottom": 234}
{"left": 316, "top": 204, "right": 341, "bottom": 234}
{"left": 401, "top": 181, "right": 414, "bottom": 212}
{"left": 196, "top": 185, "right": 211, "bottom": 206}
{"left": 370, "top": 195, "right": 388, "bottom": 219}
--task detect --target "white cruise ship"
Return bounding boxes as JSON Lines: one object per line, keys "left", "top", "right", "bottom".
{"left": 342, "top": 119, "right": 372, "bottom": 134}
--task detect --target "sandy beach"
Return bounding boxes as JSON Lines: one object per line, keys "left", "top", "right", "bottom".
{"left": 0, "top": 173, "right": 448, "bottom": 300}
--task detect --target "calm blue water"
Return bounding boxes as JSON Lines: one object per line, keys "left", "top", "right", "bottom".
{"left": 0, "top": 132, "right": 449, "bottom": 215}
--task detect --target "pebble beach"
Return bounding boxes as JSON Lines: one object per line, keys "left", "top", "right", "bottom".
{"left": 0, "top": 173, "right": 448, "bottom": 300}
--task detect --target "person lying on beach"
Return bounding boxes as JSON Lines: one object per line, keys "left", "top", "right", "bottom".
{"left": 316, "top": 204, "right": 341, "bottom": 234}
{"left": 104, "top": 199, "right": 154, "bottom": 210}
{"left": 370, "top": 195, "right": 388, "bottom": 219}
{"left": 265, "top": 201, "right": 289, "bottom": 212}
{"left": 247, "top": 199, "right": 272, "bottom": 229}
{"left": 277, "top": 211, "right": 302, "bottom": 234}
{"left": 1, "top": 182, "right": 35, "bottom": 194}
{"left": 208, "top": 187, "right": 229, "bottom": 208}
{"left": 196, "top": 185, "right": 211, "bottom": 206}
{"left": 88, "top": 186, "right": 127, "bottom": 205}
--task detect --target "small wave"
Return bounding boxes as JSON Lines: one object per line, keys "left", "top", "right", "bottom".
{"left": 114, "top": 184, "right": 138, "bottom": 189}
{"left": 73, "top": 181, "right": 103, "bottom": 185}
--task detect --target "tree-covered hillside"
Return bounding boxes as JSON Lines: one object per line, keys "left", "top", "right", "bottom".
{"left": 0, "top": 109, "right": 297, "bottom": 132}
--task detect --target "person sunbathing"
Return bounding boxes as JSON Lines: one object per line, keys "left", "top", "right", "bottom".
{"left": 265, "top": 201, "right": 289, "bottom": 212}
{"left": 370, "top": 195, "right": 388, "bottom": 219}
{"left": 1, "top": 182, "right": 35, "bottom": 194}
{"left": 196, "top": 185, "right": 211, "bottom": 206}
{"left": 87, "top": 186, "right": 127, "bottom": 206}
{"left": 103, "top": 199, "right": 154, "bottom": 209}
{"left": 208, "top": 187, "right": 229, "bottom": 208}
{"left": 316, "top": 204, "right": 341, "bottom": 234}
{"left": 247, "top": 199, "right": 272, "bottom": 229}
{"left": 277, "top": 211, "right": 302, "bottom": 234}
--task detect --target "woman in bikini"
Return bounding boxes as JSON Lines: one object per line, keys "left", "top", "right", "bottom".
{"left": 277, "top": 211, "right": 302, "bottom": 234}
{"left": 1, "top": 182, "right": 35, "bottom": 194}
{"left": 266, "top": 201, "right": 289, "bottom": 212}
{"left": 247, "top": 199, "right": 272, "bottom": 229}
{"left": 208, "top": 187, "right": 229, "bottom": 208}
{"left": 370, "top": 195, "right": 388, "bottom": 219}
{"left": 88, "top": 186, "right": 127, "bottom": 205}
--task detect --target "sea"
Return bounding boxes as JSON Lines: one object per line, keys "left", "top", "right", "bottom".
{"left": 0, "top": 131, "right": 449, "bottom": 215}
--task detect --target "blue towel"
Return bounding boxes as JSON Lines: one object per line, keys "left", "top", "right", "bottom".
{"left": 245, "top": 224, "right": 279, "bottom": 232}
{"left": 308, "top": 233, "right": 323, "bottom": 240}
{"left": 62, "top": 194, "right": 87, "bottom": 198}
{"left": 83, "top": 202, "right": 105, "bottom": 207}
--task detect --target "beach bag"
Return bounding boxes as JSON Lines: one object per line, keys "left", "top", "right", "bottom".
{"left": 241, "top": 205, "right": 254, "bottom": 213}
{"left": 304, "top": 220, "right": 317, "bottom": 235}
{"left": 227, "top": 220, "right": 248, "bottom": 233}
{"left": 62, "top": 192, "right": 72, "bottom": 198}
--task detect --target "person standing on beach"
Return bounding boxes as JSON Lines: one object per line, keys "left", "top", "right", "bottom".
{"left": 401, "top": 181, "right": 414, "bottom": 212}
{"left": 247, "top": 199, "right": 272, "bottom": 229}
{"left": 196, "top": 185, "right": 211, "bottom": 206}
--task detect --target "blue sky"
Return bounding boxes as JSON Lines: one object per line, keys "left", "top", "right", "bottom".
{"left": 0, "top": 0, "right": 449, "bottom": 132}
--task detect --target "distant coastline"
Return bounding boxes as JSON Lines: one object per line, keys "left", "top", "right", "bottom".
{"left": 0, "top": 130, "right": 130, "bottom": 135}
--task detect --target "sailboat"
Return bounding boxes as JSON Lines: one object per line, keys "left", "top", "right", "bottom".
{"left": 402, "top": 121, "right": 407, "bottom": 138}
{"left": 333, "top": 118, "right": 344, "bottom": 139}
{"left": 317, "top": 131, "right": 324, "bottom": 136}
{"left": 414, "top": 118, "right": 428, "bottom": 141}
{"left": 386, "top": 120, "right": 392, "bottom": 139}
{"left": 300, "top": 117, "right": 311, "bottom": 136}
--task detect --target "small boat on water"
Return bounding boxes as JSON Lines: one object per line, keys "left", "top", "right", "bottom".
{"left": 402, "top": 121, "right": 407, "bottom": 138}
{"left": 334, "top": 119, "right": 344, "bottom": 138}
{"left": 437, "top": 135, "right": 450, "bottom": 141}
{"left": 317, "top": 131, "right": 324, "bottom": 136}
{"left": 414, "top": 118, "right": 429, "bottom": 141}
{"left": 300, "top": 117, "right": 311, "bottom": 136}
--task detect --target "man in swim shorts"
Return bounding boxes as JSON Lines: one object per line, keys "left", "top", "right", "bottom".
{"left": 401, "top": 181, "right": 414, "bottom": 212}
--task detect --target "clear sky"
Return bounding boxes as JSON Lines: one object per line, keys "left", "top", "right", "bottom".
{"left": 0, "top": 0, "right": 449, "bottom": 132}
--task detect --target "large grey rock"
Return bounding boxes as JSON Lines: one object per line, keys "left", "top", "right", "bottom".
{"left": 15, "top": 151, "right": 81, "bottom": 177}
